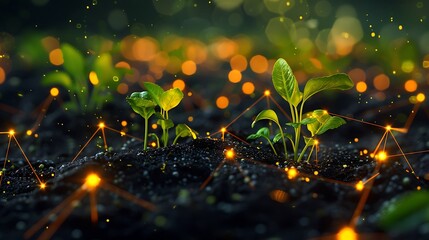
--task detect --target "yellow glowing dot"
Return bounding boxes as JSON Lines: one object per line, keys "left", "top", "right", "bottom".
{"left": 242, "top": 82, "right": 255, "bottom": 95}
{"left": 106, "top": 219, "right": 110, "bottom": 223}
{"left": 152, "top": 123, "right": 158, "bottom": 130}
{"left": 49, "top": 48, "right": 64, "bottom": 66}
{"left": 120, "top": 131, "right": 126, "bottom": 136}
{"left": 26, "top": 130, "right": 33, "bottom": 136}
{"left": 423, "top": 60, "right": 429, "bottom": 68}
{"left": 336, "top": 226, "right": 357, "bottom": 240}
{"left": 377, "top": 151, "right": 388, "bottom": 162}
{"left": 416, "top": 93, "right": 425, "bottom": 102}
{"left": 40, "top": 183, "right": 47, "bottom": 190}
{"left": 225, "top": 149, "right": 235, "bottom": 159}
{"left": 314, "top": 171, "right": 319, "bottom": 176}
{"left": 8, "top": 130, "right": 15, "bottom": 136}
{"left": 98, "top": 122, "right": 105, "bottom": 129}
{"left": 404, "top": 80, "right": 417, "bottom": 92}
{"left": 363, "top": 149, "right": 368, "bottom": 154}
{"left": 216, "top": 96, "right": 229, "bottom": 109}
{"left": 89, "top": 71, "right": 99, "bottom": 85}
{"left": 187, "top": 92, "right": 193, "bottom": 97}
{"left": 151, "top": 142, "right": 157, "bottom": 147}
{"left": 221, "top": 127, "right": 226, "bottom": 133}
{"left": 188, "top": 116, "right": 194, "bottom": 122}
{"left": 121, "top": 120, "right": 127, "bottom": 127}
{"left": 398, "top": 24, "right": 403, "bottom": 30}
{"left": 323, "top": 110, "right": 328, "bottom": 114}
{"left": 355, "top": 81, "right": 367, "bottom": 93}
{"left": 173, "top": 79, "right": 186, "bottom": 91}
{"left": 181, "top": 60, "right": 197, "bottom": 75}
{"left": 401, "top": 60, "right": 415, "bottom": 73}
{"left": 229, "top": 54, "right": 247, "bottom": 72}
{"left": 370, "top": 32, "right": 376, "bottom": 37}
{"left": 314, "top": 140, "right": 319, "bottom": 145}
{"left": 228, "top": 69, "right": 242, "bottom": 83}
{"left": 385, "top": 125, "right": 391, "bottom": 131}
{"left": 287, "top": 167, "right": 298, "bottom": 180}
{"left": 354, "top": 138, "right": 359, "bottom": 143}
{"left": 417, "top": 186, "right": 421, "bottom": 190}
{"left": 355, "top": 181, "right": 364, "bottom": 191}
{"left": 85, "top": 173, "right": 101, "bottom": 190}
{"left": 50, "top": 87, "right": 59, "bottom": 97}
{"left": 264, "top": 90, "right": 270, "bottom": 96}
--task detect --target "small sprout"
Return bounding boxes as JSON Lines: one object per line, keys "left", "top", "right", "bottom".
{"left": 250, "top": 58, "right": 353, "bottom": 162}
{"left": 247, "top": 127, "right": 278, "bottom": 155}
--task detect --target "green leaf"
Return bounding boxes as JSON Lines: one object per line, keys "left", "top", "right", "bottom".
{"left": 61, "top": 43, "right": 85, "bottom": 82}
{"left": 144, "top": 82, "right": 164, "bottom": 106}
{"left": 42, "top": 71, "right": 73, "bottom": 90}
{"left": 379, "top": 191, "right": 429, "bottom": 233}
{"left": 157, "top": 119, "right": 174, "bottom": 130}
{"left": 93, "top": 53, "right": 117, "bottom": 85}
{"left": 301, "top": 117, "right": 317, "bottom": 125}
{"left": 317, "top": 116, "right": 346, "bottom": 135}
{"left": 304, "top": 136, "right": 315, "bottom": 146}
{"left": 126, "top": 91, "right": 156, "bottom": 119}
{"left": 273, "top": 132, "right": 282, "bottom": 143}
{"left": 307, "top": 110, "right": 346, "bottom": 136}
{"left": 247, "top": 127, "right": 270, "bottom": 140}
{"left": 272, "top": 58, "right": 302, "bottom": 107}
{"left": 175, "top": 124, "right": 197, "bottom": 139}
{"left": 251, "top": 109, "right": 280, "bottom": 128}
{"left": 286, "top": 122, "right": 300, "bottom": 129}
{"left": 303, "top": 73, "right": 353, "bottom": 102}
{"left": 159, "top": 88, "right": 184, "bottom": 112}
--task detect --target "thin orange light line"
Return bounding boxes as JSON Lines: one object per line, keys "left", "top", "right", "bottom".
{"left": 12, "top": 135, "right": 42, "bottom": 184}
{"left": 71, "top": 128, "right": 100, "bottom": 162}
{"left": 200, "top": 160, "right": 226, "bottom": 190}
{"left": 30, "top": 96, "right": 54, "bottom": 132}
{"left": 232, "top": 160, "right": 255, "bottom": 189}
{"left": 268, "top": 96, "right": 292, "bottom": 121}
{"left": 371, "top": 130, "right": 388, "bottom": 155}
{"left": 330, "top": 112, "right": 386, "bottom": 129}
{"left": 0, "top": 134, "right": 12, "bottom": 186}
{"left": 226, "top": 131, "right": 250, "bottom": 145}
{"left": 362, "top": 172, "right": 380, "bottom": 185}
{"left": 389, "top": 131, "right": 418, "bottom": 179}
{"left": 388, "top": 149, "right": 429, "bottom": 158}
{"left": 90, "top": 190, "right": 98, "bottom": 223}
{"left": 101, "top": 183, "right": 157, "bottom": 211}
{"left": 104, "top": 126, "right": 144, "bottom": 142}
{"left": 403, "top": 102, "right": 420, "bottom": 131}
{"left": 225, "top": 94, "right": 265, "bottom": 129}
{"left": 101, "top": 127, "right": 108, "bottom": 151}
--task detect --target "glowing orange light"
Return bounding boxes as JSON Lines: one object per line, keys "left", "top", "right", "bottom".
{"left": 221, "top": 127, "right": 226, "bottom": 133}
{"left": 242, "top": 82, "right": 255, "bottom": 95}
{"left": 115, "top": 61, "right": 131, "bottom": 70}
{"left": 416, "top": 93, "right": 425, "bottom": 102}
{"left": 40, "top": 182, "right": 47, "bottom": 190}
{"left": 287, "top": 167, "right": 298, "bottom": 180}
{"left": 132, "top": 37, "right": 159, "bottom": 61}
{"left": 84, "top": 173, "right": 101, "bottom": 190}
{"left": 264, "top": 90, "right": 270, "bottom": 96}
{"left": 249, "top": 55, "right": 268, "bottom": 74}
{"left": 8, "top": 129, "right": 15, "bottom": 136}
{"left": 355, "top": 81, "right": 367, "bottom": 93}
{"left": 230, "top": 54, "right": 247, "bottom": 72}
{"left": 117, "top": 83, "right": 129, "bottom": 95}
{"left": 228, "top": 69, "right": 242, "bottom": 83}
{"left": 98, "top": 123, "right": 105, "bottom": 129}
{"left": 270, "top": 189, "right": 288, "bottom": 203}
{"left": 404, "top": 80, "right": 417, "bottom": 92}
{"left": 151, "top": 123, "right": 158, "bottom": 130}
{"left": 0, "top": 67, "right": 5, "bottom": 84}
{"left": 89, "top": 71, "right": 99, "bottom": 86}
{"left": 314, "top": 140, "right": 319, "bottom": 145}
{"left": 385, "top": 125, "right": 391, "bottom": 131}
{"left": 121, "top": 121, "right": 127, "bottom": 127}
{"left": 377, "top": 151, "right": 388, "bottom": 162}
{"left": 151, "top": 142, "right": 157, "bottom": 147}
{"left": 172, "top": 79, "right": 186, "bottom": 91}
{"left": 225, "top": 149, "right": 235, "bottom": 159}
{"left": 336, "top": 226, "right": 357, "bottom": 240}
{"left": 181, "top": 60, "right": 197, "bottom": 75}
{"left": 373, "top": 74, "right": 390, "bottom": 91}
{"left": 26, "top": 130, "right": 33, "bottom": 136}
{"left": 49, "top": 48, "right": 64, "bottom": 66}
{"left": 355, "top": 181, "right": 364, "bottom": 191}
{"left": 50, "top": 87, "right": 59, "bottom": 97}
{"left": 216, "top": 96, "right": 229, "bottom": 109}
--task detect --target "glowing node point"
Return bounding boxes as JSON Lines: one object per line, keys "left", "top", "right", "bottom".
{"left": 355, "top": 181, "right": 364, "bottom": 191}
{"left": 84, "top": 173, "right": 101, "bottom": 190}
{"left": 264, "top": 90, "right": 270, "bottom": 96}
{"left": 8, "top": 129, "right": 15, "bottom": 136}
{"left": 40, "top": 182, "right": 47, "bottom": 190}
{"left": 385, "top": 125, "right": 391, "bottom": 131}
{"left": 376, "top": 151, "right": 388, "bottom": 162}
{"left": 50, "top": 87, "right": 59, "bottom": 97}
{"left": 314, "top": 140, "right": 319, "bottom": 145}
{"left": 221, "top": 127, "right": 226, "bottom": 133}
{"left": 336, "top": 226, "right": 357, "bottom": 240}
{"left": 120, "top": 131, "right": 126, "bottom": 137}
{"left": 26, "top": 130, "right": 33, "bottom": 136}
{"left": 286, "top": 167, "right": 298, "bottom": 180}
{"left": 98, "top": 122, "right": 105, "bottom": 129}
{"left": 225, "top": 149, "right": 235, "bottom": 160}
{"left": 151, "top": 142, "right": 157, "bottom": 148}
{"left": 323, "top": 110, "right": 328, "bottom": 114}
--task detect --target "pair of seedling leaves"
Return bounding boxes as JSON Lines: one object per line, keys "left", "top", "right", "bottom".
{"left": 248, "top": 58, "right": 354, "bottom": 162}
{"left": 127, "top": 82, "right": 197, "bottom": 150}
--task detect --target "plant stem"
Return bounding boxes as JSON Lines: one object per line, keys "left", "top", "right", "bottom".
{"left": 263, "top": 136, "right": 277, "bottom": 155}
{"left": 297, "top": 141, "right": 311, "bottom": 162}
{"left": 277, "top": 122, "right": 288, "bottom": 159}
{"left": 144, "top": 117, "right": 148, "bottom": 150}
{"left": 306, "top": 145, "right": 315, "bottom": 162}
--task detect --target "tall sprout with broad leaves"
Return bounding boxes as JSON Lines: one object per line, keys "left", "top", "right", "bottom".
{"left": 249, "top": 58, "right": 354, "bottom": 162}
{"left": 127, "top": 82, "right": 197, "bottom": 150}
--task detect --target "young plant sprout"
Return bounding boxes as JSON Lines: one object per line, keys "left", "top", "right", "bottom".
{"left": 127, "top": 82, "right": 197, "bottom": 150}
{"left": 250, "top": 58, "right": 353, "bottom": 162}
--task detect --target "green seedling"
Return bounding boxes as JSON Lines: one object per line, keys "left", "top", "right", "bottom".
{"left": 126, "top": 91, "right": 156, "bottom": 150}
{"left": 127, "top": 82, "right": 197, "bottom": 150}
{"left": 251, "top": 58, "right": 353, "bottom": 162}
{"left": 42, "top": 43, "right": 127, "bottom": 112}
